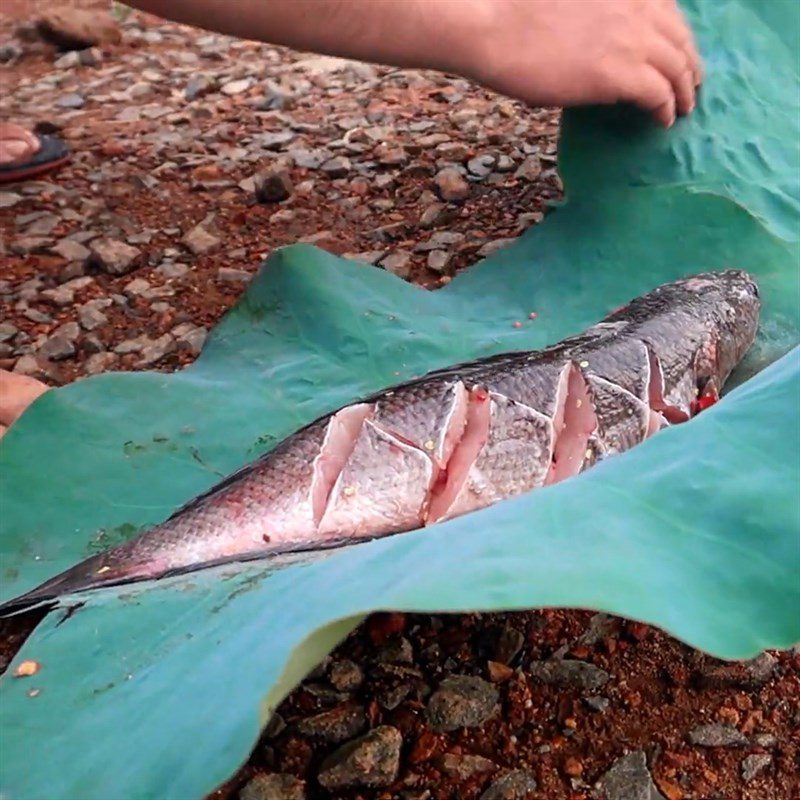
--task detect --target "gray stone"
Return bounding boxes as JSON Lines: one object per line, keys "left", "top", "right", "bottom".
{"left": 254, "top": 169, "right": 293, "bottom": 203}
{"left": 342, "top": 250, "right": 385, "bottom": 266}
{"left": 22, "top": 307, "right": 53, "bottom": 324}
{"left": 88, "top": 238, "right": 142, "bottom": 276}
{"left": 416, "top": 231, "right": 464, "bottom": 252}
{"left": 329, "top": 659, "right": 363, "bottom": 692}
{"left": 741, "top": 753, "right": 771, "bottom": 782}
{"left": 494, "top": 625, "right": 525, "bottom": 665}
{"left": 56, "top": 93, "right": 85, "bottom": 109}
{"left": 54, "top": 50, "right": 80, "bottom": 69}
{"left": 217, "top": 267, "right": 252, "bottom": 284}
{"left": 256, "top": 131, "right": 296, "bottom": 151}
{"left": 0, "top": 192, "right": 22, "bottom": 209}
{"left": 221, "top": 78, "right": 252, "bottom": 96}
{"left": 155, "top": 262, "right": 190, "bottom": 280}
{"left": 379, "top": 251, "right": 412, "bottom": 279}
{"left": 479, "top": 238, "right": 517, "bottom": 258}
{"left": 288, "top": 148, "right": 329, "bottom": 169}
{"left": 84, "top": 352, "right": 119, "bottom": 375}
{"left": 138, "top": 334, "right": 176, "bottom": 367}
{"left": 495, "top": 154, "right": 516, "bottom": 172}
{"left": 173, "top": 325, "right": 207, "bottom": 356}
{"left": 440, "top": 753, "right": 496, "bottom": 780}
{"left": 467, "top": 154, "right": 496, "bottom": 178}
{"left": 123, "top": 278, "right": 151, "bottom": 298}
{"left": 434, "top": 167, "right": 470, "bottom": 202}
{"left": 239, "top": 772, "right": 306, "bottom": 800}
{"left": 11, "top": 237, "right": 53, "bottom": 255}
{"left": 320, "top": 156, "right": 352, "bottom": 178}
{"left": 584, "top": 696, "right": 610, "bottom": 713}
{"left": 39, "top": 334, "right": 75, "bottom": 361}
{"left": 753, "top": 733, "right": 777, "bottom": 748}
{"left": 40, "top": 286, "right": 74, "bottom": 307}
{"left": 318, "top": 726, "right": 402, "bottom": 790}
{"left": 427, "top": 250, "right": 451, "bottom": 273}
{"left": 687, "top": 723, "right": 748, "bottom": 748}
{"left": 114, "top": 336, "right": 148, "bottom": 355}
{"left": 480, "top": 769, "right": 537, "bottom": 800}
{"left": 694, "top": 652, "right": 778, "bottom": 690}
{"left": 12, "top": 355, "right": 43, "bottom": 377}
{"left": 184, "top": 75, "right": 217, "bottom": 101}
{"left": 435, "top": 142, "right": 469, "bottom": 161}
{"left": 427, "top": 675, "right": 499, "bottom": 732}
{"left": 377, "top": 637, "right": 413, "bottom": 664}
{"left": 514, "top": 156, "right": 542, "bottom": 182}
{"left": 528, "top": 659, "right": 610, "bottom": 692}
{"left": 78, "top": 301, "right": 109, "bottom": 331}
{"left": 52, "top": 238, "right": 91, "bottom": 262}
{"left": 596, "top": 751, "right": 665, "bottom": 800}
{"left": 182, "top": 225, "right": 220, "bottom": 256}
{"left": 297, "top": 703, "right": 366, "bottom": 743}
{"left": 0, "top": 323, "right": 18, "bottom": 342}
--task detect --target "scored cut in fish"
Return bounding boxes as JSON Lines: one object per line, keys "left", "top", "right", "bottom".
{"left": 0, "top": 269, "right": 761, "bottom": 614}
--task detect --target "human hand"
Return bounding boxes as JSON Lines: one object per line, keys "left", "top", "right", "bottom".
{"left": 0, "top": 370, "right": 49, "bottom": 438}
{"left": 460, "top": 0, "right": 703, "bottom": 127}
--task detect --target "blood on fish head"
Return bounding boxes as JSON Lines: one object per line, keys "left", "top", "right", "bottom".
{"left": 680, "top": 269, "right": 761, "bottom": 388}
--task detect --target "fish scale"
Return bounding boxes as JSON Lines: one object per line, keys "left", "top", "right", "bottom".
{"left": 0, "top": 270, "right": 761, "bottom": 614}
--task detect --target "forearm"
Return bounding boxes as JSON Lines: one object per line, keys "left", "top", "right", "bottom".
{"left": 129, "top": 0, "right": 491, "bottom": 76}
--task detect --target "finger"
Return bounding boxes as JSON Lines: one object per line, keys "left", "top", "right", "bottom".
{"left": 618, "top": 65, "right": 676, "bottom": 127}
{"left": 652, "top": 2, "right": 704, "bottom": 86}
{"left": 0, "top": 424, "right": 7, "bottom": 439}
{"left": 646, "top": 37, "right": 695, "bottom": 116}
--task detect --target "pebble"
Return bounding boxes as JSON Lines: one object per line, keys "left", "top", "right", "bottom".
{"left": 467, "top": 154, "right": 496, "bottom": 178}
{"left": 374, "top": 145, "right": 408, "bottom": 166}
{"left": 78, "top": 301, "right": 110, "bottom": 331}
{"left": 12, "top": 355, "right": 43, "bottom": 377}
{"left": 317, "top": 726, "right": 402, "bottom": 790}
{"left": 427, "top": 250, "right": 451, "bottom": 273}
{"left": 379, "top": 251, "right": 412, "bottom": 279}
{"left": 693, "top": 652, "right": 777, "bottom": 690}
{"left": 173, "top": 325, "right": 208, "bottom": 356}
{"left": 584, "top": 695, "right": 610, "bottom": 713}
{"left": 426, "top": 675, "right": 499, "bottom": 732}
{"left": 434, "top": 167, "right": 470, "bottom": 202}
{"left": 182, "top": 225, "right": 221, "bottom": 256}
{"left": 0, "top": 323, "right": 18, "bottom": 342}
{"left": 88, "top": 238, "right": 142, "bottom": 276}
{"left": 741, "top": 753, "right": 771, "bottom": 782}
{"left": 514, "top": 156, "right": 542, "bottom": 182}
{"left": 329, "top": 659, "right": 364, "bottom": 692}
{"left": 342, "top": 251, "right": 385, "bottom": 265}
{"left": 0, "top": 43, "right": 22, "bottom": 64}
{"left": 257, "top": 131, "right": 296, "bottom": 151}
{"left": 138, "top": 334, "right": 176, "bottom": 367}
{"left": 54, "top": 51, "right": 80, "bottom": 69}
{"left": 596, "top": 751, "right": 665, "bottom": 800}
{"left": 221, "top": 78, "right": 252, "bottom": 96}
{"left": 435, "top": 142, "right": 469, "bottom": 161}
{"left": 123, "top": 278, "right": 151, "bottom": 298}
{"left": 289, "top": 148, "right": 329, "bottom": 169}
{"left": 156, "top": 262, "right": 190, "bottom": 280}
{"left": 40, "top": 286, "right": 75, "bottom": 307}
{"left": 254, "top": 168, "right": 294, "bottom": 203}
{"left": 419, "top": 202, "right": 450, "bottom": 228}
{"left": 440, "top": 753, "right": 496, "bottom": 780}
{"left": 52, "top": 238, "right": 91, "bottom": 262}
{"left": 296, "top": 703, "right": 366, "bottom": 744}
{"left": 22, "top": 307, "right": 52, "bottom": 324}
{"left": 238, "top": 772, "right": 306, "bottom": 800}
{"left": 84, "top": 352, "right": 118, "bottom": 376}
{"left": 184, "top": 75, "right": 217, "bottom": 101}
{"left": 11, "top": 237, "right": 53, "bottom": 255}
{"left": 687, "top": 723, "right": 748, "bottom": 747}
{"left": 114, "top": 336, "right": 148, "bottom": 355}
{"left": 416, "top": 231, "right": 464, "bottom": 252}
{"left": 495, "top": 154, "right": 515, "bottom": 172}
{"left": 494, "top": 625, "right": 525, "bottom": 665}
{"left": 56, "top": 93, "right": 85, "bottom": 109}
{"left": 528, "top": 659, "right": 610, "bottom": 692}
{"left": 479, "top": 238, "right": 517, "bottom": 258}
{"left": 218, "top": 267, "right": 252, "bottom": 284}
{"left": 479, "top": 769, "right": 537, "bottom": 800}
{"left": 0, "top": 192, "right": 23, "bottom": 209}
{"left": 320, "top": 156, "right": 352, "bottom": 178}
{"left": 39, "top": 334, "right": 76, "bottom": 361}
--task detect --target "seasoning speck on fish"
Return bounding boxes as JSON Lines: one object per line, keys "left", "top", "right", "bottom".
{"left": 0, "top": 270, "right": 760, "bottom": 614}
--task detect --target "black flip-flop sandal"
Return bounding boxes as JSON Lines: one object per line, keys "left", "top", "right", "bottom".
{"left": 0, "top": 134, "right": 70, "bottom": 185}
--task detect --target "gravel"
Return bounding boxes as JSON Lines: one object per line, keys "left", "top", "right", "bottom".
{"left": 317, "top": 725, "right": 402, "bottom": 789}
{"left": 426, "top": 675, "right": 499, "bottom": 732}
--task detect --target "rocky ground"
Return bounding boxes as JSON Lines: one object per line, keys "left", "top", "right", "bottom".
{"left": 1, "top": 5, "right": 798, "bottom": 800}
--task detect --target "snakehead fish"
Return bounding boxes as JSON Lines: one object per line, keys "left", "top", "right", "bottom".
{"left": 0, "top": 269, "right": 760, "bottom": 613}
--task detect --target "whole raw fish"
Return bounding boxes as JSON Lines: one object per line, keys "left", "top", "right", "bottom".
{"left": 0, "top": 269, "right": 760, "bottom": 613}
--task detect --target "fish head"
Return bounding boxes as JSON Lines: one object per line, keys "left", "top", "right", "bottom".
{"left": 679, "top": 269, "right": 761, "bottom": 390}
